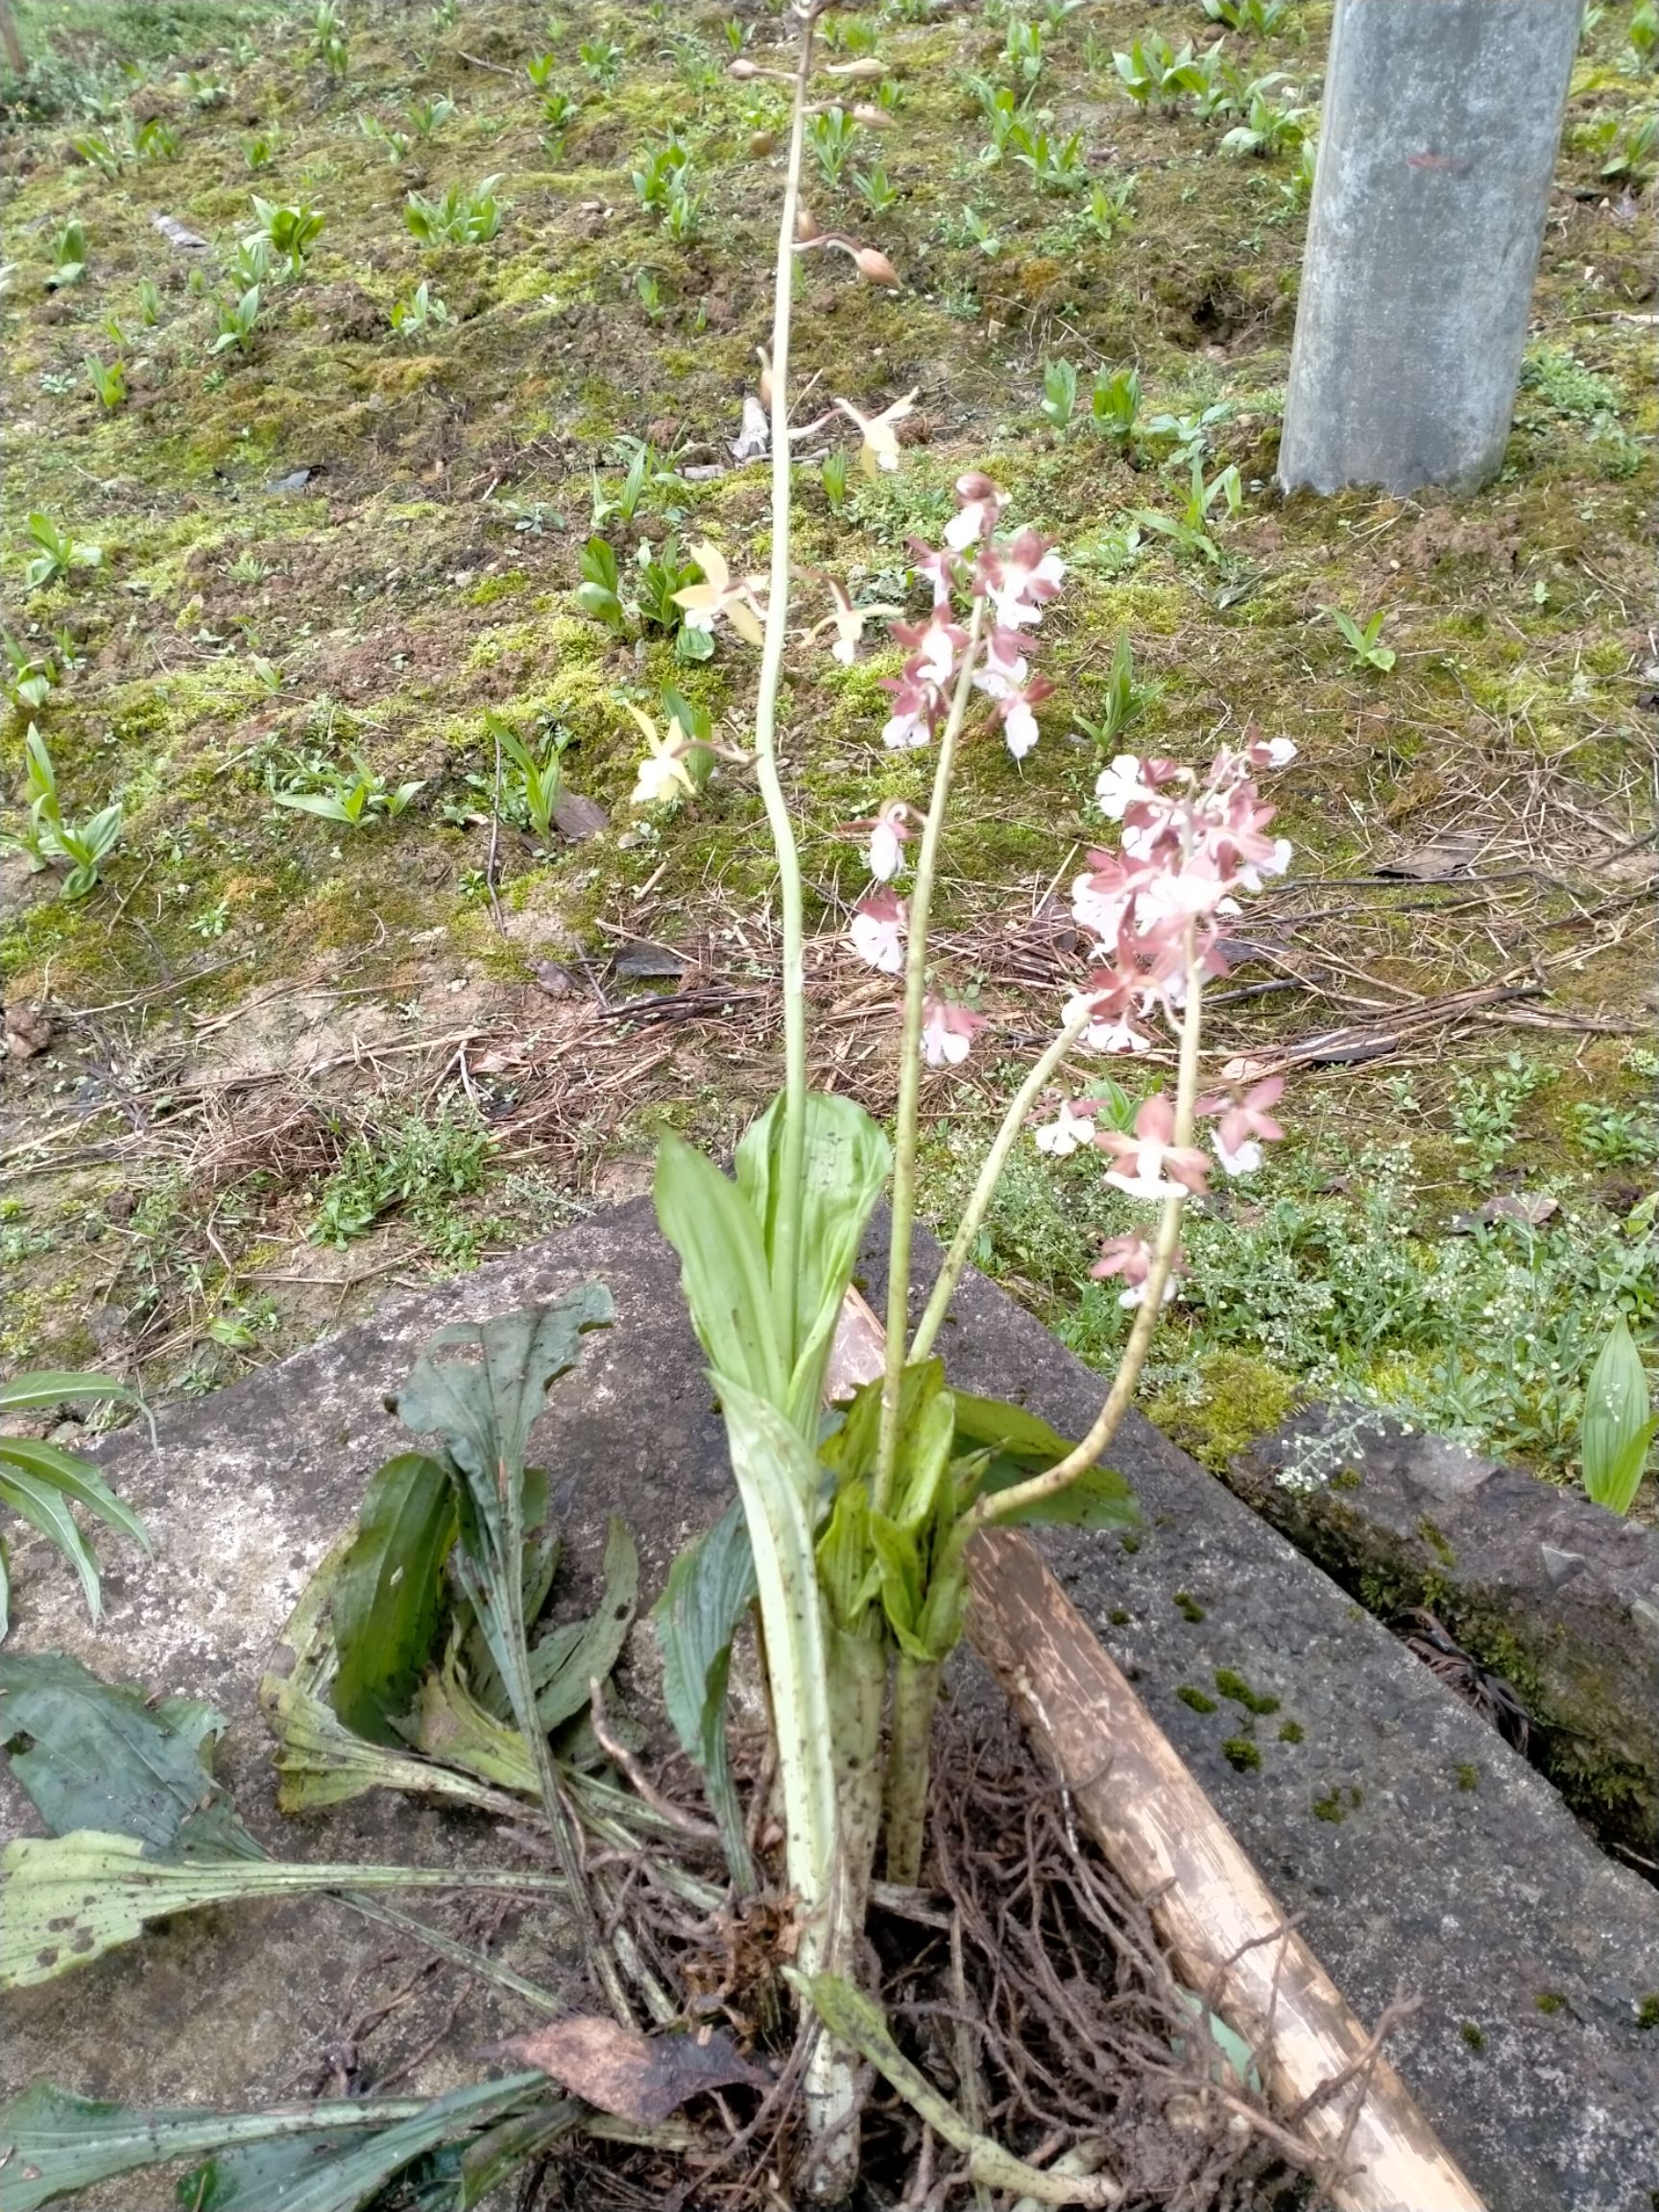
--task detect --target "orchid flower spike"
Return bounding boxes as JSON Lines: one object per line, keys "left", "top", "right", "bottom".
{"left": 833, "top": 388, "right": 920, "bottom": 478}
{"left": 673, "top": 539, "right": 765, "bottom": 648}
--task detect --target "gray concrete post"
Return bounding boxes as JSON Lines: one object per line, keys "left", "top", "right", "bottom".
{"left": 1278, "top": 0, "right": 1582, "bottom": 497}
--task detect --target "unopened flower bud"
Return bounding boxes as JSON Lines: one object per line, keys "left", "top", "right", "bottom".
{"left": 795, "top": 204, "right": 821, "bottom": 244}
{"left": 854, "top": 245, "right": 900, "bottom": 288}
{"left": 955, "top": 470, "right": 998, "bottom": 503}
{"left": 827, "top": 57, "right": 885, "bottom": 81}
{"left": 749, "top": 130, "right": 776, "bottom": 156}
{"left": 851, "top": 102, "right": 895, "bottom": 129}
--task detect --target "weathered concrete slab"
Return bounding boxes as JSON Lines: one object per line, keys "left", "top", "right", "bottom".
{"left": 3, "top": 1200, "right": 1657, "bottom": 2212}
{"left": 1230, "top": 1406, "right": 1659, "bottom": 1858}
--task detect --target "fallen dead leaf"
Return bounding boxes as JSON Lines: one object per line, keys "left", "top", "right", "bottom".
{"left": 552, "top": 790, "right": 608, "bottom": 842}
{"left": 151, "top": 212, "right": 209, "bottom": 250}
{"left": 1453, "top": 1192, "right": 1560, "bottom": 1232}
{"left": 502, "top": 2016, "right": 770, "bottom": 2124}
{"left": 1219, "top": 1055, "right": 1275, "bottom": 1083}
{"left": 4, "top": 1003, "right": 53, "bottom": 1058}
{"left": 1376, "top": 838, "right": 1481, "bottom": 882}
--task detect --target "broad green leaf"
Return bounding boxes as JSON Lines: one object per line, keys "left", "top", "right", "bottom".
{"left": 261, "top": 1546, "right": 522, "bottom": 1817}
{"left": 530, "top": 1515, "right": 637, "bottom": 1729}
{"left": 1583, "top": 1318, "right": 1656, "bottom": 1516}
{"left": 176, "top": 2129, "right": 373, "bottom": 2210}
{"left": 461, "top": 1466, "right": 560, "bottom": 1719}
{"left": 887, "top": 1384, "right": 956, "bottom": 1539}
{"left": 0, "top": 2082, "right": 429, "bottom": 2212}
{"left": 330, "top": 1452, "right": 456, "bottom": 1744}
{"left": 952, "top": 1390, "right": 1139, "bottom": 1531}
{"left": 821, "top": 1361, "right": 945, "bottom": 1488}
{"left": 0, "top": 1475, "right": 103, "bottom": 1623}
{"left": 654, "top": 1131, "right": 787, "bottom": 1408}
{"left": 391, "top": 1288, "right": 613, "bottom": 1570}
{"left": 868, "top": 1511, "right": 932, "bottom": 1658}
{"left": 735, "top": 1091, "right": 891, "bottom": 1427}
{"left": 0, "top": 1650, "right": 252, "bottom": 1857}
{"left": 950, "top": 1389, "right": 1077, "bottom": 1463}
{"left": 0, "top": 1371, "right": 148, "bottom": 1419}
{"left": 814, "top": 1478, "right": 878, "bottom": 1634}
{"left": 653, "top": 1499, "right": 757, "bottom": 1888}
{"left": 0, "top": 1831, "right": 567, "bottom": 1988}
{"left": 0, "top": 1436, "right": 150, "bottom": 1553}
{"left": 974, "top": 1456, "right": 1139, "bottom": 1531}
{"left": 409, "top": 1640, "right": 536, "bottom": 1795}
{"left": 174, "top": 2076, "right": 544, "bottom": 2212}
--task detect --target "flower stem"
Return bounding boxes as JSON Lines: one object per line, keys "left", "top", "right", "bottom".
{"left": 753, "top": 10, "right": 816, "bottom": 1356}
{"left": 909, "top": 1004, "right": 1094, "bottom": 1366}
{"left": 874, "top": 596, "right": 987, "bottom": 1515}
{"left": 948, "top": 927, "right": 1205, "bottom": 1548}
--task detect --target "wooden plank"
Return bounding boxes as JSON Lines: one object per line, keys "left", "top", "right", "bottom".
{"left": 966, "top": 1528, "right": 1486, "bottom": 2212}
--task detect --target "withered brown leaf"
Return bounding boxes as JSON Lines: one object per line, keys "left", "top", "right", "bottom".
{"left": 503, "top": 2015, "right": 771, "bottom": 2124}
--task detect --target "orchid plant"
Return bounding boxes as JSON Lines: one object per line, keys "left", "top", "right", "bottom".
{"left": 638, "top": 4, "right": 1295, "bottom": 2199}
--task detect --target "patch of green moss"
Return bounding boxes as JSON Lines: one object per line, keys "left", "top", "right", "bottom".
{"left": 1418, "top": 1518, "right": 1456, "bottom": 1569}
{"left": 1278, "top": 1719, "right": 1304, "bottom": 1744}
{"left": 466, "top": 568, "right": 530, "bottom": 608}
{"left": 1214, "top": 1669, "right": 1280, "bottom": 1717}
{"left": 1172, "top": 1590, "right": 1206, "bottom": 1623}
{"left": 1145, "top": 1350, "right": 1298, "bottom": 1474}
{"left": 1177, "top": 1685, "right": 1218, "bottom": 1715}
{"left": 1459, "top": 2022, "right": 1485, "bottom": 2054}
{"left": 1533, "top": 1992, "right": 1566, "bottom": 2016}
{"left": 1222, "top": 1737, "right": 1261, "bottom": 1772}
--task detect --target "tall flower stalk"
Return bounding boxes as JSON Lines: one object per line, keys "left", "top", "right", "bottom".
{"left": 748, "top": 7, "right": 817, "bottom": 1350}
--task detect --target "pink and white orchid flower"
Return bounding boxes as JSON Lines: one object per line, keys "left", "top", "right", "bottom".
{"left": 1198, "top": 1075, "right": 1286, "bottom": 1176}
{"left": 976, "top": 526, "right": 1065, "bottom": 631}
{"left": 945, "top": 470, "right": 1007, "bottom": 550}
{"left": 1091, "top": 1233, "right": 1182, "bottom": 1310}
{"left": 1032, "top": 1098, "right": 1096, "bottom": 1156}
{"left": 974, "top": 631, "right": 1053, "bottom": 760}
{"left": 921, "top": 997, "right": 986, "bottom": 1068}
{"left": 866, "top": 798, "right": 914, "bottom": 882}
{"left": 850, "top": 888, "right": 906, "bottom": 974}
{"left": 1096, "top": 1094, "right": 1211, "bottom": 1201}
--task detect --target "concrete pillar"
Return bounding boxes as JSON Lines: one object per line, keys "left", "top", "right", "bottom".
{"left": 1279, "top": 0, "right": 1581, "bottom": 497}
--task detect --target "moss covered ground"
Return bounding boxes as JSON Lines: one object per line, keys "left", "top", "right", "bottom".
{"left": 2, "top": 0, "right": 1654, "bottom": 1491}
